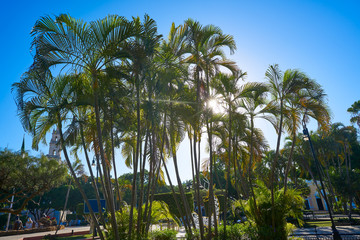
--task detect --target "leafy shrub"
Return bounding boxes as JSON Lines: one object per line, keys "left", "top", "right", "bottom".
{"left": 107, "top": 201, "right": 177, "bottom": 240}
{"left": 217, "top": 222, "right": 256, "bottom": 240}
{"left": 240, "top": 181, "right": 303, "bottom": 240}
{"left": 150, "top": 229, "right": 177, "bottom": 240}
{"left": 185, "top": 229, "right": 200, "bottom": 240}
{"left": 106, "top": 206, "right": 137, "bottom": 240}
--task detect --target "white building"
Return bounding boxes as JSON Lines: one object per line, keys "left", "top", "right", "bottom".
{"left": 47, "top": 129, "right": 61, "bottom": 161}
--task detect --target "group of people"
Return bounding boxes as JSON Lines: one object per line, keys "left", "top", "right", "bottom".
{"left": 13, "top": 216, "right": 37, "bottom": 230}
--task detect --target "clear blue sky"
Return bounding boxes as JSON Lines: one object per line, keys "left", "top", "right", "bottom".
{"left": 1, "top": 0, "right": 360, "bottom": 182}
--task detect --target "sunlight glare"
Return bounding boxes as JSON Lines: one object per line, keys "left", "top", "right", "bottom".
{"left": 207, "top": 98, "right": 224, "bottom": 114}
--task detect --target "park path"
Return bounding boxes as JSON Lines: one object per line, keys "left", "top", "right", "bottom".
{"left": 291, "top": 225, "right": 360, "bottom": 238}
{"left": 1, "top": 225, "right": 360, "bottom": 239}
{"left": 0, "top": 226, "right": 90, "bottom": 240}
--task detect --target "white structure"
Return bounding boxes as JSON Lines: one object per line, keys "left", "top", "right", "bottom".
{"left": 304, "top": 180, "right": 328, "bottom": 211}
{"left": 47, "top": 129, "right": 61, "bottom": 161}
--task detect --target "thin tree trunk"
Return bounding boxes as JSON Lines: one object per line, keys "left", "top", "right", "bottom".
{"left": 81, "top": 125, "right": 106, "bottom": 228}
{"left": 142, "top": 134, "right": 154, "bottom": 235}
{"left": 248, "top": 116, "right": 258, "bottom": 216}
{"left": 129, "top": 73, "right": 141, "bottom": 239}
{"left": 206, "top": 119, "right": 215, "bottom": 239}
{"left": 284, "top": 134, "right": 296, "bottom": 193}
{"left": 55, "top": 179, "right": 71, "bottom": 235}
{"left": 223, "top": 105, "right": 231, "bottom": 240}
{"left": 110, "top": 111, "right": 122, "bottom": 211}
{"left": 57, "top": 117, "right": 105, "bottom": 240}
{"left": 193, "top": 129, "right": 205, "bottom": 239}
{"left": 93, "top": 87, "right": 119, "bottom": 239}
{"left": 271, "top": 102, "right": 284, "bottom": 236}
{"left": 145, "top": 157, "right": 162, "bottom": 234}
{"left": 137, "top": 131, "right": 150, "bottom": 237}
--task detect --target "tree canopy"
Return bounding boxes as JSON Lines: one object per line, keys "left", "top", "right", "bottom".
{"left": 0, "top": 149, "right": 67, "bottom": 214}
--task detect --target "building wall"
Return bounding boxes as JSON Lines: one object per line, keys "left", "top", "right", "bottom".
{"left": 305, "top": 181, "right": 327, "bottom": 211}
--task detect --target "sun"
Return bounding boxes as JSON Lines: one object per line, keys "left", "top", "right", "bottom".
{"left": 207, "top": 98, "right": 224, "bottom": 114}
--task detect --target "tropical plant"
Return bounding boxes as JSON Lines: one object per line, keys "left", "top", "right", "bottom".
{"left": 240, "top": 181, "right": 303, "bottom": 240}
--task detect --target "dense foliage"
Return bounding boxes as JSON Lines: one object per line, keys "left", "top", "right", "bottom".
{"left": 0, "top": 150, "right": 67, "bottom": 214}
{"left": 11, "top": 11, "right": 360, "bottom": 240}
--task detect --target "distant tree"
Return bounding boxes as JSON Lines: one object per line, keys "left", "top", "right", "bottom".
{"left": 0, "top": 149, "right": 67, "bottom": 214}
{"left": 348, "top": 100, "right": 360, "bottom": 128}
{"left": 26, "top": 175, "right": 96, "bottom": 222}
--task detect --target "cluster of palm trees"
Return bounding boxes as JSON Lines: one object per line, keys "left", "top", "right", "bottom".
{"left": 12, "top": 13, "right": 330, "bottom": 240}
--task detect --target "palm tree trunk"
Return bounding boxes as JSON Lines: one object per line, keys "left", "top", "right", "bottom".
{"left": 161, "top": 155, "right": 190, "bottom": 232}
{"left": 248, "top": 116, "right": 259, "bottom": 215}
{"left": 55, "top": 179, "right": 71, "bottom": 235}
{"left": 110, "top": 111, "right": 122, "bottom": 211}
{"left": 284, "top": 134, "right": 296, "bottom": 193}
{"left": 137, "top": 131, "right": 150, "bottom": 237}
{"left": 206, "top": 119, "right": 215, "bottom": 239}
{"left": 57, "top": 116, "right": 105, "bottom": 240}
{"left": 271, "top": 102, "right": 284, "bottom": 235}
{"left": 142, "top": 134, "right": 154, "bottom": 235}
{"left": 193, "top": 129, "right": 205, "bottom": 240}
{"left": 223, "top": 105, "right": 232, "bottom": 240}
{"left": 80, "top": 125, "right": 105, "bottom": 227}
{"left": 145, "top": 158, "right": 162, "bottom": 234}
{"left": 93, "top": 85, "right": 119, "bottom": 239}
{"left": 129, "top": 73, "right": 141, "bottom": 239}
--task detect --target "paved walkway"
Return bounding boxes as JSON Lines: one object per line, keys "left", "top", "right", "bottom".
{"left": 0, "top": 226, "right": 90, "bottom": 240}
{"left": 2, "top": 225, "right": 360, "bottom": 239}
{"left": 292, "top": 226, "right": 360, "bottom": 237}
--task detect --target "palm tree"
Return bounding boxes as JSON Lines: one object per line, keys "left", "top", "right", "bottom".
{"left": 347, "top": 100, "right": 360, "bottom": 128}
{"left": 282, "top": 81, "right": 330, "bottom": 193}
{"left": 265, "top": 64, "right": 311, "bottom": 233}
{"left": 182, "top": 19, "right": 237, "bottom": 239}
{"left": 236, "top": 81, "right": 270, "bottom": 216}
{"left": 29, "top": 14, "right": 140, "bottom": 239}
{"left": 12, "top": 71, "right": 105, "bottom": 240}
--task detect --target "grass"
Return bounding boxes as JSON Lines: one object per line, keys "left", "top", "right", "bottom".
{"left": 303, "top": 221, "right": 332, "bottom": 228}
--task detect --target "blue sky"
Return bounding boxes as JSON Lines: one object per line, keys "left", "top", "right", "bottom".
{"left": 1, "top": 0, "right": 360, "bottom": 181}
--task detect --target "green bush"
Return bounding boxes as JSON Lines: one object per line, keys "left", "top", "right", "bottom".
{"left": 185, "top": 229, "right": 200, "bottom": 240}
{"left": 185, "top": 223, "right": 256, "bottom": 240}
{"left": 106, "top": 207, "right": 137, "bottom": 240}
{"left": 150, "top": 229, "right": 177, "bottom": 240}
{"left": 240, "top": 181, "right": 303, "bottom": 240}
{"left": 217, "top": 222, "right": 256, "bottom": 240}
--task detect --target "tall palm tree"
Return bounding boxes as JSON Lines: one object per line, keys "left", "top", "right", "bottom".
{"left": 282, "top": 81, "right": 330, "bottom": 193}
{"left": 211, "top": 72, "right": 250, "bottom": 238}
{"left": 183, "top": 19, "right": 237, "bottom": 239}
{"left": 29, "top": 14, "right": 139, "bottom": 239}
{"left": 265, "top": 64, "right": 311, "bottom": 233}
{"left": 237, "top": 82, "right": 269, "bottom": 215}
{"left": 12, "top": 71, "right": 105, "bottom": 240}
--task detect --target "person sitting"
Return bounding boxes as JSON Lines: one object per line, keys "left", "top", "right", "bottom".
{"left": 14, "top": 216, "right": 23, "bottom": 230}
{"left": 25, "top": 217, "right": 33, "bottom": 229}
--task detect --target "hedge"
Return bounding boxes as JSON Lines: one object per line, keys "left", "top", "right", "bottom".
{"left": 203, "top": 191, "right": 225, "bottom": 217}
{"left": 153, "top": 192, "right": 193, "bottom": 219}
